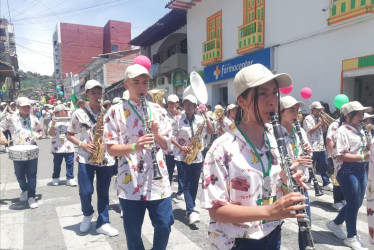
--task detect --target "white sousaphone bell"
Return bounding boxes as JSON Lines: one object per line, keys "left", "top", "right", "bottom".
{"left": 183, "top": 71, "right": 208, "bottom": 105}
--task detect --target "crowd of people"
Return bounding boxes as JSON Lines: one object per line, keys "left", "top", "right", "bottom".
{"left": 0, "top": 63, "right": 374, "bottom": 250}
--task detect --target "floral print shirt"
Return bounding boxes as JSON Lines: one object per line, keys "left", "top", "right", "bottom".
{"left": 303, "top": 114, "right": 325, "bottom": 152}
{"left": 216, "top": 116, "right": 234, "bottom": 137}
{"left": 366, "top": 138, "right": 374, "bottom": 244}
{"left": 68, "top": 107, "right": 115, "bottom": 166}
{"left": 335, "top": 122, "right": 368, "bottom": 173}
{"left": 0, "top": 113, "right": 42, "bottom": 145}
{"left": 200, "top": 124, "right": 284, "bottom": 249}
{"left": 173, "top": 112, "right": 207, "bottom": 163}
{"left": 166, "top": 110, "right": 181, "bottom": 156}
{"left": 49, "top": 119, "right": 75, "bottom": 153}
{"left": 326, "top": 119, "right": 340, "bottom": 175}
{"left": 103, "top": 100, "right": 172, "bottom": 201}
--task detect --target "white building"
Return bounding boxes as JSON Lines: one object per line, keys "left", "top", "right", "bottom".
{"left": 167, "top": 0, "right": 374, "bottom": 111}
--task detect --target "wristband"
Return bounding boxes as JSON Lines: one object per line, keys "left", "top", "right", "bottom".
{"left": 282, "top": 183, "right": 288, "bottom": 189}
{"left": 362, "top": 154, "right": 365, "bottom": 162}
{"left": 132, "top": 143, "right": 137, "bottom": 152}
{"left": 78, "top": 141, "right": 83, "bottom": 147}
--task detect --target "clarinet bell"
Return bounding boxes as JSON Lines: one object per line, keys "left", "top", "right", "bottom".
{"left": 153, "top": 164, "right": 163, "bottom": 180}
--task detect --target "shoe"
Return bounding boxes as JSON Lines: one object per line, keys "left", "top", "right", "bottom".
{"left": 332, "top": 202, "right": 344, "bottom": 211}
{"left": 66, "top": 179, "right": 77, "bottom": 186}
{"left": 28, "top": 197, "right": 38, "bottom": 209}
{"left": 96, "top": 223, "right": 119, "bottom": 237}
{"left": 52, "top": 178, "right": 59, "bottom": 186}
{"left": 80, "top": 215, "right": 93, "bottom": 233}
{"left": 326, "top": 220, "right": 346, "bottom": 239}
{"left": 356, "top": 235, "right": 368, "bottom": 249}
{"left": 188, "top": 211, "right": 200, "bottom": 225}
{"left": 322, "top": 183, "right": 333, "bottom": 191}
{"left": 5, "top": 147, "right": 9, "bottom": 152}
{"left": 120, "top": 210, "right": 123, "bottom": 218}
{"left": 342, "top": 200, "right": 347, "bottom": 206}
{"left": 344, "top": 235, "right": 368, "bottom": 250}
{"left": 19, "top": 191, "right": 28, "bottom": 202}
{"left": 176, "top": 194, "right": 184, "bottom": 201}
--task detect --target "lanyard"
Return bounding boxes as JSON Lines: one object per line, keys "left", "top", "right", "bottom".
{"left": 237, "top": 125, "right": 272, "bottom": 178}
{"left": 128, "top": 100, "right": 151, "bottom": 125}
{"left": 291, "top": 128, "right": 299, "bottom": 156}
{"left": 21, "top": 115, "right": 32, "bottom": 132}
{"left": 187, "top": 114, "right": 195, "bottom": 138}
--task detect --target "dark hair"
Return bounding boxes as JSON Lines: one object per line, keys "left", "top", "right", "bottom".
{"left": 320, "top": 101, "right": 331, "bottom": 114}
{"left": 339, "top": 111, "right": 358, "bottom": 126}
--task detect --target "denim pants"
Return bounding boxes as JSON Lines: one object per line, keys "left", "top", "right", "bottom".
{"left": 78, "top": 162, "right": 113, "bottom": 228}
{"left": 312, "top": 151, "right": 330, "bottom": 186}
{"left": 52, "top": 153, "right": 74, "bottom": 179}
{"left": 119, "top": 197, "right": 174, "bottom": 250}
{"left": 334, "top": 162, "right": 367, "bottom": 238}
{"left": 175, "top": 161, "right": 203, "bottom": 214}
{"left": 232, "top": 225, "right": 281, "bottom": 250}
{"left": 13, "top": 158, "right": 38, "bottom": 198}
{"left": 165, "top": 155, "right": 183, "bottom": 195}
{"left": 298, "top": 190, "right": 312, "bottom": 250}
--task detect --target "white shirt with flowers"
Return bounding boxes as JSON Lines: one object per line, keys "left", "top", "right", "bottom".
{"left": 200, "top": 124, "right": 284, "bottom": 249}
{"left": 303, "top": 114, "right": 325, "bottom": 152}
{"left": 173, "top": 112, "right": 207, "bottom": 163}
{"left": 326, "top": 119, "right": 341, "bottom": 175}
{"left": 49, "top": 120, "right": 75, "bottom": 153}
{"left": 366, "top": 138, "right": 374, "bottom": 244}
{"left": 0, "top": 113, "right": 42, "bottom": 146}
{"left": 216, "top": 116, "right": 234, "bottom": 137}
{"left": 103, "top": 100, "right": 172, "bottom": 201}
{"left": 68, "top": 107, "right": 115, "bottom": 166}
{"left": 335, "top": 122, "right": 368, "bottom": 173}
{"left": 166, "top": 110, "right": 181, "bottom": 155}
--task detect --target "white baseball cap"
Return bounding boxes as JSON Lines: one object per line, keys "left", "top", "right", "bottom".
{"left": 183, "top": 95, "right": 197, "bottom": 105}
{"left": 53, "top": 104, "right": 69, "bottom": 113}
{"left": 341, "top": 101, "right": 371, "bottom": 116}
{"left": 227, "top": 104, "right": 237, "bottom": 111}
{"left": 10, "top": 101, "right": 15, "bottom": 106}
{"left": 16, "top": 97, "right": 31, "bottom": 107}
{"left": 85, "top": 79, "right": 102, "bottom": 92}
{"left": 280, "top": 96, "right": 305, "bottom": 111}
{"left": 124, "top": 64, "right": 153, "bottom": 81}
{"left": 167, "top": 94, "right": 179, "bottom": 103}
{"left": 309, "top": 101, "right": 324, "bottom": 110}
{"left": 364, "top": 113, "right": 374, "bottom": 120}
{"left": 0, "top": 102, "right": 6, "bottom": 106}
{"left": 234, "top": 64, "right": 292, "bottom": 99}
{"left": 56, "top": 100, "right": 62, "bottom": 105}
{"left": 112, "top": 97, "right": 121, "bottom": 104}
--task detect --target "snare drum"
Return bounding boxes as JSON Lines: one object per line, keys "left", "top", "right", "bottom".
{"left": 8, "top": 145, "right": 39, "bottom": 161}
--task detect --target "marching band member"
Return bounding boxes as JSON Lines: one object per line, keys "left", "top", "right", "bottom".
{"left": 66, "top": 80, "right": 118, "bottom": 237}
{"left": 367, "top": 119, "right": 374, "bottom": 246}
{"left": 326, "top": 101, "right": 370, "bottom": 249}
{"left": 201, "top": 64, "right": 307, "bottom": 249}
{"left": 363, "top": 113, "right": 374, "bottom": 139}
{"left": 214, "top": 105, "right": 232, "bottom": 137}
{"left": 103, "top": 64, "right": 174, "bottom": 250}
{"left": 303, "top": 101, "right": 333, "bottom": 191}
{"left": 0, "top": 97, "right": 43, "bottom": 209}
{"left": 48, "top": 104, "right": 76, "bottom": 186}
{"left": 172, "top": 95, "right": 214, "bottom": 225}
{"left": 42, "top": 105, "right": 53, "bottom": 138}
{"left": 226, "top": 103, "right": 237, "bottom": 122}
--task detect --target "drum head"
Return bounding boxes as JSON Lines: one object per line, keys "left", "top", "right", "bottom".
{"left": 9, "top": 145, "right": 38, "bottom": 151}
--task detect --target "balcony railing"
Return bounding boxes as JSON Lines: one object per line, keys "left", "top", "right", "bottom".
{"left": 328, "top": 0, "right": 374, "bottom": 25}
{"left": 237, "top": 20, "right": 264, "bottom": 54}
{"left": 202, "top": 38, "right": 222, "bottom": 66}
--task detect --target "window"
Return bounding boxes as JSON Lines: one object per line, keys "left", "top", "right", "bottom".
{"left": 152, "top": 53, "right": 161, "bottom": 64}
{"left": 111, "top": 44, "right": 118, "bottom": 52}
{"left": 167, "top": 44, "right": 176, "bottom": 58}
{"left": 180, "top": 39, "right": 187, "bottom": 54}
{"left": 206, "top": 11, "right": 222, "bottom": 41}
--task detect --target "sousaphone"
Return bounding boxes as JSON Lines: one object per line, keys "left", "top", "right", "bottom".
{"left": 183, "top": 71, "right": 208, "bottom": 105}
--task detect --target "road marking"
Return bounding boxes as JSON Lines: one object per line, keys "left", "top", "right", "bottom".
{"left": 0, "top": 211, "right": 24, "bottom": 249}
{"left": 56, "top": 204, "right": 112, "bottom": 250}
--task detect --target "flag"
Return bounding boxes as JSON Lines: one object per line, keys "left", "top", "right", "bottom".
{"left": 40, "top": 96, "right": 46, "bottom": 106}
{"left": 71, "top": 93, "right": 79, "bottom": 110}
{"left": 1, "top": 79, "right": 7, "bottom": 94}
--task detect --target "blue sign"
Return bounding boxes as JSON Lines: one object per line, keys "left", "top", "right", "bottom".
{"left": 204, "top": 48, "right": 271, "bottom": 83}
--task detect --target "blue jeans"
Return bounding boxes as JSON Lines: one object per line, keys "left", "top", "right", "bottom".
{"left": 175, "top": 161, "right": 202, "bottom": 214}
{"left": 334, "top": 162, "right": 367, "bottom": 238}
{"left": 312, "top": 151, "right": 330, "bottom": 186}
{"left": 78, "top": 163, "right": 113, "bottom": 228}
{"left": 165, "top": 155, "right": 183, "bottom": 195}
{"left": 232, "top": 225, "right": 281, "bottom": 250}
{"left": 52, "top": 153, "right": 74, "bottom": 179}
{"left": 13, "top": 158, "right": 38, "bottom": 198}
{"left": 298, "top": 190, "right": 312, "bottom": 250}
{"left": 119, "top": 197, "right": 174, "bottom": 250}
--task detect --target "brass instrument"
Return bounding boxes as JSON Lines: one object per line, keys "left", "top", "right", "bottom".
{"left": 88, "top": 100, "right": 106, "bottom": 164}
{"left": 148, "top": 89, "right": 166, "bottom": 106}
{"left": 319, "top": 110, "right": 335, "bottom": 125}
{"left": 210, "top": 107, "right": 224, "bottom": 120}
{"left": 184, "top": 120, "right": 206, "bottom": 165}
{"left": 367, "top": 123, "right": 373, "bottom": 132}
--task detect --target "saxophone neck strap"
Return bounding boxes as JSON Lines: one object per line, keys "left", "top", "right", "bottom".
{"left": 187, "top": 114, "right": 195, "bottom": 138}
{"left": 83, "top": 107, "right": 97, "bottom": 124}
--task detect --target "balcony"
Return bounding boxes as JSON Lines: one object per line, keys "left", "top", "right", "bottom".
{"left": 328, "top": 0, "right": 374, "bottom": 25}
{"left": 237, "top": 20, "right": 264, "bottom": 54}
{"left": 202, "top": 38, "right": 222, "bottom": 66}
{"left": 159, "top": 53, "right": 187, "bottom": 74}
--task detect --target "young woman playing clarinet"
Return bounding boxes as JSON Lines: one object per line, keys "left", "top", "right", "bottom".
{"left": 201, "top": 64, "right": 308, "bottom": 250}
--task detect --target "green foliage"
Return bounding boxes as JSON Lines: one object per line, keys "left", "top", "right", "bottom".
{"left": 19, "top": 70, "right": 54, "bottom": 97}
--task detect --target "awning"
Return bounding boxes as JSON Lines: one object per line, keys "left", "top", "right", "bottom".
{"left": 0, "top": 59, "right": 16, "bottom": 77}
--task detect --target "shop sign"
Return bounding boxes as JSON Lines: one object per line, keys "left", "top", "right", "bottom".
{"left": 204, "top": 48, "right": 271, "bottom": 83}
{"left": 173, "top": 71, "right": 184, "bottom": 87}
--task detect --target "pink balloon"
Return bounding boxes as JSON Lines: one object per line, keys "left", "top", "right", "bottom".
{"left": 133, "top": 55, "right": 151, "bottom": 71}
{"left": 198, "top": 104, "right": 205, "bottom": 110}
{"left": 300, "top": 87, "right": 312, "bottom": 99}
{"left": 279, "top": 85, "right": 293, "bottom": 94}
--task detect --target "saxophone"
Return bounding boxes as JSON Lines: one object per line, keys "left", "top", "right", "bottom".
{"left": 184, "top": 118, "right": 206, "bottom": 165}
{"left": 89, "top": 101, "right": 106, "bottom": 164}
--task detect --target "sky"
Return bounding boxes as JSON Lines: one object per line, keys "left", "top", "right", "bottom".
{"left": 0, "top": 0, "right": 172, "bottom": 76}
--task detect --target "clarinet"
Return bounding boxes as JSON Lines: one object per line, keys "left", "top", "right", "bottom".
{"left": 293, "top": 120, "right": 324, "bottom": 197}
{"left": 140, "top": 94, "right": 163, "bottom": 180}
{"left": 270, "top": 113, "right": 315, "bottom": 250}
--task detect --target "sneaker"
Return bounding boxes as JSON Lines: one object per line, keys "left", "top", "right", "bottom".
{"left": 332, "top": 202, "right": 344, "bottom": 211}
{"left": 188, "top": 211, "right": 200, "bottom": 225}
{"left": 344, "top": 236, "right": 368, "bottom": 250}
{"left": 342, "top": 200, "right": 347, "bottom": 206}
{"left": 356, "top": 235, "right": 368, "bottom": 249}
{"left": 326, "top": 220, "right": 346, "bottom": 239}
{"left": 19, "top": 191, "right": 28, "bottom": 202}
{"left": 96, "top": 223, "right": 119, "bottom": 237}
{"left": 176, "top": 194, "right": 184, "bottom": 201}
{"left": 28, "top": 197, "right": 38, "bottom": 209}
{"left": 66, "top": 179, "right": 77, "bottom": 186}
{"left": 322, "top": 183, "right": 333, "bottom": 192}
{"left": 52, "top": 178, "right": 59, "bottom": 186}
{"left": 80, "top": 215, "right": 93, "bottom": 233}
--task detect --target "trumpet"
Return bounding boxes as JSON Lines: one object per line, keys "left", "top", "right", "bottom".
{"left": 210, "top": 107, "right": 224, "bottom": 120}
{"left": 319, "top": 110, "right": 335, "bottom": 125}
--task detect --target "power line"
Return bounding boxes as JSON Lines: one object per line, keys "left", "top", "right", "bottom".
{"left": 6, "top": 0, "right": 11, "bottom": 22}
